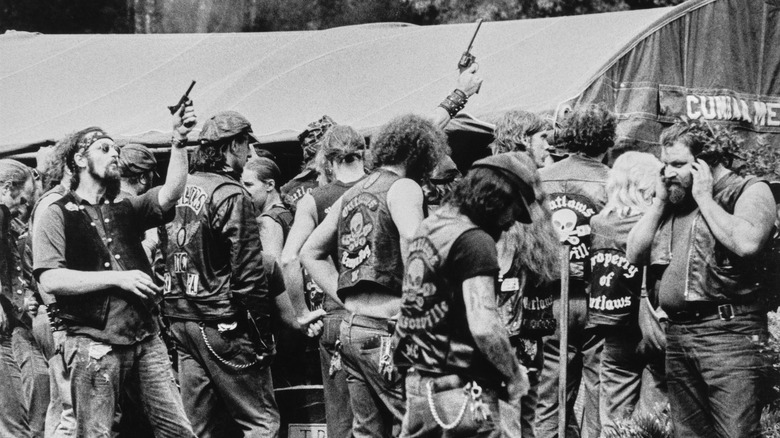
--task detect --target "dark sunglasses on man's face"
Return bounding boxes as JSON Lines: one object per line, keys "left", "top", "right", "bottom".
{"left": 89, "top": 142, "right": 120, "bottom": 155}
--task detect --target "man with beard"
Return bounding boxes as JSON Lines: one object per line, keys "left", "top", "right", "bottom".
{"left": 32, "top": 103, "right": 197, "bottom": 437}
{"left": 301, "top": 114, "right": 449, "bottom": 438}
{"left": 161, "top": 110, "right": 278, "bottom": 438}
{"left": 394, "top": 153, "right": 533, "bottom": 438}
{"left": 627, "top": 120, "right": 775, "bottom": 438}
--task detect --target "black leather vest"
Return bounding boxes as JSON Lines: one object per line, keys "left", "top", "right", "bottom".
{"left": 54, "top": 193, "right": 151, "bottom": 328}
{"left": 337, "top": 170, "right": 403, "bottom": 300}
{"left": 587, "top": 211, "right": 642, "bottom": 327}
{"left": 163, "top": 172, "right": 252, "bottom": 320}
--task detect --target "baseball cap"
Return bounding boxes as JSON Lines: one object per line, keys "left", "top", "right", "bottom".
{"left": 470, "top": 152, "right": 537, "bottom": 223}
{"left": 119, "top": 144, "right": 158, "bottom": 178}
{"left": 199, "top": 111, "right": 260, "bottom": 144}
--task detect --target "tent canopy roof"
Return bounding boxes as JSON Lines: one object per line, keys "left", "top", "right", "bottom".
{"left": 0, "top": 7, "right": 672, "bottom": 154}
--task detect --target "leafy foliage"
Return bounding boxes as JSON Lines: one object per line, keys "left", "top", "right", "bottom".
{"left": 1, "top": 0, "right": 688, "bottom": 34}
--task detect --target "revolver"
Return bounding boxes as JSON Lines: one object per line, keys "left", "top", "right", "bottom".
{"left": 457, "top": 19, "right": 483, "bottom": 92}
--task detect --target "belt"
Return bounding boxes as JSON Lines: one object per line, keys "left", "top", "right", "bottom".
{"left": 344, "top": 313, "right": 396, "bottom": 333}
{"left": 666, "top": 302, "right": 764, "bottom": 324}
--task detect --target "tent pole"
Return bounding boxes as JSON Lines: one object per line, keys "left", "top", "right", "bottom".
{"left": 558, "top": 243, "right": 570, "bottom": 438}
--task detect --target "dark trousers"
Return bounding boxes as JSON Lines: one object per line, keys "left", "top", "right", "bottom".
{"left": 666, "top": 312, "right": 767, "bottom": 438}
{"left": 170, "top": 320, "right": 279, "bottom": 438}
{"left": 535, "top": 295, "right": 603, "bottom": 438}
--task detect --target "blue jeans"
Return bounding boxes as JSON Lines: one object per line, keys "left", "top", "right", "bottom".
{"left": 170, "top": 319, "right": 279, "bottom": 438}
{"left": 13, "top": 326, "right": 50, "bottom": 438}
{"left": 400, "top": 370, "right": 501, "bottom": 438}
{"left": 319, "top": 311, "right": 353, "bottom": 438}
{"left": 0, "top": 334, "right": 31, "bottom": 437}
{"left": 66, "top": 334, "right": 195, "bottom": 438}
{"left": 339, "top": 314, "right": 405, "bottom": 438}
{"left": 536, "top": 295, "right": 603, "bottom": 438}
{"left": 666, "top": 312, "right": 768, "bottom": 438}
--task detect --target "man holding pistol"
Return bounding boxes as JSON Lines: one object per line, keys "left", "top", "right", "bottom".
{"left": 33, "top": 105, "right": 197, "bottom": 437}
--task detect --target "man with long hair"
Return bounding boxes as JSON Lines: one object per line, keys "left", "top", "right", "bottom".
{"left": 33, "top": 105, "right": 196, "bottom": 437}
{"left": 628, "top": 120, "right": 775, "bottom": 437}
{"left": 394, "top": 152, "right": 533, "bottom": 437}
{"left": 301, "top": 114, "right": 448, "bottom": 437}
{"left": 160, "top": 110, "right": 278, "bottom": 437}
{"left": 536, "top": 103, "right": 614, "bottom": 438}
{"left": 281, "top": 124, "right": 367, "bottom": 438}
{"left": 494, "top": 152, "right": 561, "bottom": 438}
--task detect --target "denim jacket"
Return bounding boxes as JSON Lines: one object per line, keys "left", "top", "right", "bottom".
{"left": 540, "top": 154, "right": 609, "bottom": 291}
{"left": 651, "top": 172, "right": 766, "bottom": 303}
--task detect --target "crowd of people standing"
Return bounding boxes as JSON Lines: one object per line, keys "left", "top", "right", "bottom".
{"left": 0, "top": 65, "right": 776, "bottom": 438}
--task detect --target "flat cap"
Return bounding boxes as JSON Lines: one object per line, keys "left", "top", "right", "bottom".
{"left": 199, "top": 111, "right": 259, "bottom": 144}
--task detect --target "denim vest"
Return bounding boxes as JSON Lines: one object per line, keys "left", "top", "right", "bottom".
{"left": 337, "top": 169, "right": 404, "bottom": 300}
{"left": 540, "top": 155, "right": 609, "bottom": 292}
{"left": 651, "top": 172, "right": 765, "bottom": 303}
{"left": 395, "top": 206, "right": 500, "bottom": 385}
{"left": 54, "top": 193, "right": 152, "bottom": 329}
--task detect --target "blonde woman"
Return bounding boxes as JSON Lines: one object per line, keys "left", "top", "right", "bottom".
{"left": 587, "top": 151, "right": 666, "bottom": 433}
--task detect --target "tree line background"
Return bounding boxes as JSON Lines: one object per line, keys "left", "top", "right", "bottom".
{"left": 1, "top": 0, "right": 683, "bottom": 34}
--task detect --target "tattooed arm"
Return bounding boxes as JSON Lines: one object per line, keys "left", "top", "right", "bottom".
{"left": 463, "top": 276, "right": 528, "bottom": 400}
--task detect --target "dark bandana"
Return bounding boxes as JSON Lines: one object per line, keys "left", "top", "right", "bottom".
{"left": 298, "top": 115, "right": 336, "bottom": 163}
{"left": 68, "top": 128, "right": 113, "bottom": 171}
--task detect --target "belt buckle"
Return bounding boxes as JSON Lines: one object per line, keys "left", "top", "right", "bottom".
{"left": 718, "top": 304, "right": 734, "bottom": 321}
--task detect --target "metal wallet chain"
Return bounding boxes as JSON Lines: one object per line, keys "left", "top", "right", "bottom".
{"left": 199, "top": 323, "right": 259, "bottom": 370}
{"left": 426, "top": 380, "right": 472, "bottom": 430}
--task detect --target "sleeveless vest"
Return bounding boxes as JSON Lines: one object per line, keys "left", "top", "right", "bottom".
{"left": 0, "top": 207, "right": 27, "bottom": 329}
{"left": 587, "top": 211, "right": 642, "bottom": 327}
{"left": 307, "top": 179, "right": 360, "bottom": 312}
{"left": 651, "top": 173, "right": 767, "bottom": 302}
{"left": 53, "top": 192, "right": 151, "bottom": 328}
{"left": 163, "top": 172, "right": 248, "bottom": 320}
{"left": 394, "top": 207, "right": 499, "bottom": 384}
{"left": 336, "top": 170, "right": 403, "bottom": 300}
{"left": 261, "top": 204, "right": 292, "bottom": 242}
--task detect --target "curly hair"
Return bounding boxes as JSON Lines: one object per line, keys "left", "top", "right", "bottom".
{"left": 491, "top": 110, "right": 549, "bottom": 155}
{"left": 659, "top": 118, "right": 737, "bottom": 167}
{"left": 603, "top": 151, "right": 661, "bottom": 217}
{"left": 40, "top": 133, "right": 76, "bottom": 192}
{"left": 557, "top": 103, "right": 616, "bottom": 157}
{"left": 370, "top": 114, "right": 449, "bottom": 183}
{"left": 191, "top": 132, "right": 251, "bottom": 173}
{"left": 314, "top": 125, "right": 366, "bottom": 182}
